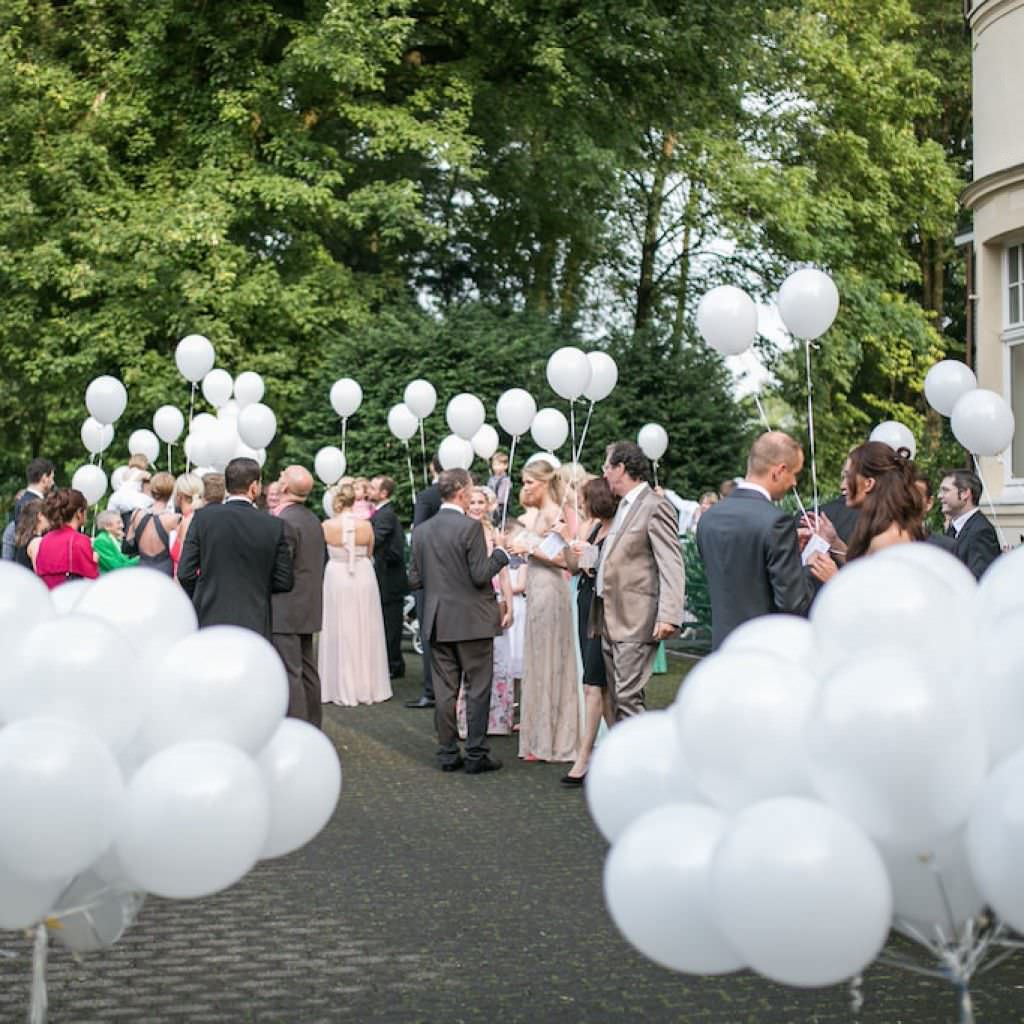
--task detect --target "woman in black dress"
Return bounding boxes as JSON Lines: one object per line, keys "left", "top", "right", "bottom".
{"left": 561, "top": 477, "right": 619, "bottom": 786}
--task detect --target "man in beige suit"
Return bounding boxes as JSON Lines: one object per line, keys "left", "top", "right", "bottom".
{"left": 592, "top": 441, "right": 685, "bottom": 720}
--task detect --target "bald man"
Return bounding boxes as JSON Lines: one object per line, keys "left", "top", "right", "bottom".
{"left": 696, "top": 432, "right": 814, "bottom": 649}
{"left": 272, "top": 465, "right": 328, "bottom": 726}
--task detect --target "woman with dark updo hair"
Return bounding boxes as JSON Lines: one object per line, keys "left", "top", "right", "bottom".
{"left": 33, "top": 488, "right": 99, "bottom": 589}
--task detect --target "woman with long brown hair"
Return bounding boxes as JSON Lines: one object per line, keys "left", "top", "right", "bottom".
{"left": 33, "top": 488, "right": 99, "bottom": 589}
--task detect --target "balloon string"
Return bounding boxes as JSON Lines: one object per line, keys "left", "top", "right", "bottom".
{"left": 574, "top": 400, "right": 595, "bottom": 463}
{"left": 341, "top": 417, "right": 347, "bottom": 460}
{"left": 753, "top": 392, "right": 771, "bottom": 430}
{"left": 500, "top": 433, "right": 518, "bottom": 534}
{"left": 973, "top": 455, "right": 1008, "bottom": 550}
{"left": 167, "top": 443, "right": 172, "bottom": 477}
{"left": 186, "top": 383, "right": 196, "bottom": 473}
{"left": 419, "top": 421, "right": 428, "bottom": 486}
{"left": 569, "top": 400, "right": 579, "bottom": 530}
{"left": 653, "top": 459, "right": 659, "bottom": 490}
{"left": 804, "top": 337, "right": 820, "bottom": 516}
{"left": 405, "top": 442, "right": 417, "bottom": 505}
{"left": 29, "top": 923, "right": 47, "bottom": 1024}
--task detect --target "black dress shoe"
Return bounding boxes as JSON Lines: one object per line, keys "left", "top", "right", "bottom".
{"left": 560, "top": 772, "right": 586, "bottom": 787}
{"left": 440, "top": 757, "right": 464, "bottom": 773}
{"left": 405, "top": 696, "right": 435, "bottom": 708}
{"left": 464, "top": 756, "right": 502, "bottom": 775}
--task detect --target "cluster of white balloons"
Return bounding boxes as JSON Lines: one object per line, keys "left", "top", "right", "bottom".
{"left": 925, "top": 359, "right": 1015, "bottom": 457}
{"left": 0, "top": 563, "right": 341, "bottom": 949}
{"left": 73, "top": 376, "right": 131, "bottom": 506}
{"left": 590, "top": 542, "right": 1024, "bottom": 993}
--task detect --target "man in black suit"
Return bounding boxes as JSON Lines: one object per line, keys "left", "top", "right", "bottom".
{"left": 369, "top": 475, "right": 408, "bottom": 680}
{"left": 271, "top": 465, "right": 327, "bottom": 726}
{"left": 179, "top": 458, "right": 294, "bottom": 639}
{"left": 939, "top": 468, "right": 1001, "bottom": 579}
{"left": 406, "top": 455, "right": 442, "bottom": 708}
{"left": 408, "top": 468, "right": 509, "bottom": 774}
{"left": 14, "top": 458, "right": 55, "bottom": 519}
{"left": 914, "top": 472, "right": 956, "bottom": 553}
{"left": 697, "top": 432, "right": 814, "bottom": 650}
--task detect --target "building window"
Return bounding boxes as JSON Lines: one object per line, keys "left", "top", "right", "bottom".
{"left": 1009, "top": 244, "right": 1024, "bottom": 327}
{"left": 1011, "top": 342, "right": 1024, "bottom": 477}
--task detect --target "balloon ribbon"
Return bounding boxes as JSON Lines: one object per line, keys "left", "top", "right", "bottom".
{"left": 500, "top": 433, "right": 518, "bottom": 534}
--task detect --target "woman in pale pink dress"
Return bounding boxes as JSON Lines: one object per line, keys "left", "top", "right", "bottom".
{"left": 319, "top": 482, "right": 392, "bottom": 706}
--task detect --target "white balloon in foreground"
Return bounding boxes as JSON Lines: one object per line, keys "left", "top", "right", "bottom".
{"left": 175, "top": 334, "right": 215, "bottom": 383}
{"left": 530, "top": 407, "right": 569, "bottom": 452}
{"left": 584, "top": 351, "right": 618, "bottom": 402}
{"left": 233, "top": 371, "right": 265, "bottom": 408}
{"left": 85, "top": 375, "right": 128, "bottom": 426}
{"left": 951, "top": 388, "right": 1016, "bottom": 456}
{"left": 546, "top": 346, "right": 592, "bottom": 401}
{"left": 190, "top": 412, "right": 218, "bottom": 435}
{"left": 696, "top": 285, "right": 758, "bottom": 356}
{"left": 0, "top": 870, "right": 65, "bottom": 931}
{"left": 81, "top": 417, "right": 114, "bottom": 455}
{"left": 496, "top": 388, "right": 537, "bottom": 437}
{"left": 51, "top": 578, "right": 92, "bottom": 615}
{"left": 404, "top": 379, "right": 437, "bottom": 420}
{"left": 869, "top": 420, "right": 917, "bottom": 459}
{"left": 314, "top": 446, "right": 346, "bottom": 486}
{"left": 330, "top": 377, "right": 363, "bottom": 418}
{"left": 605, "top": 804, "right": 742, "bottom": 975}
{"left": 72, "top": 464, "right": 108, "bottom": 506}
{"left": 586, "top": 711, "right": 701, "bottom": 842}
{"left": 0, "top": 718, "right": 125, "bottom": 882}
{"left": 438, "top": 434, "right": 474, "bottom": 470}
{"left": 153, "top": 405, "right": 185, "bottom": 444}
{"left": 237, "top": 402, "right": 277, "bottom": 450}
{"left": 925, "top": 360, "right": 977, "bottom": 418}
{"left": 116, "top": 741, "right": 269, "bottom": 899}
{"left": 722, "top": 614, "right": 815, "bottom": 669}
{"left": 128, "top": 428, "right": 160, "bottom": 465}
{"left": 387, "top": 403, "right": 419, "bottom": 442}
{"left": 184, "top": 432, "right": 211, "bottom": 469}
{"left": 471, "top": 424, "right": 499, "bottom": 460}
{"left": 202, "top": 368, "right": 234, "bottom": 408}
{"left": 446, "top": 393, "right": 486, "bottom": 440}
{"left": 637, "top": 423, "right": 668, "bottom": 461}
{"left": 0, "top": 563, "right": 53, "bottom": 663}
{"left": 258, "top": 720, "right": 342, "bottom": 858}
{"left": 777, "top": 267, "right": 840, "bottom": 340}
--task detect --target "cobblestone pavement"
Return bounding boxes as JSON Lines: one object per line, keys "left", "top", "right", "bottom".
{"left": 2, "top": 655, "right": 1024, "bottom": 1022}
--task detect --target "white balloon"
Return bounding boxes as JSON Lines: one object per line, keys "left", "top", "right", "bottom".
{"left": 711, "top": 798, "right": 891, "bottom": 987}
{"left": 257, "top": 719, "right": 342, "bottom": 858}
{"left": 524, "top": 451, "right": 561, "bottom": 469}
{"left": 584, "top": 352, "right": 618, "bottom": 402}
{"left": 869, "top": 420, "right": 917, "bottom": 459}
{"left": 446, "top": 393, "right": 486, "bottom": 440}
{"left": 233, "top": 371, "right": 265, "bottom": 408}
{"left": 696, "top": 285, "right": 759, "bottom": 356}
{"left": 218, "top": 399, "right": 240, "bottom": 422}
{"left": 976, "top": 545, "right": 1024, "bottom": 626}
{"left": 184, "top": 432, "right": 212, "bottom": 468}
{"left": 951, "top": 388, "right": 1016, "bottom": 456}
{"left": 72, "top": 463, "right": 108, "bottom": 506}
{"left": 201, "top": 368, "right": 234, "bottom": 408}
{"left": 76, "top": 568, "right": 198, "bottom": 663}
{"left": 0, "top": 868, "right": 65, "bottom": 930}
{"left": 604, "top": 804, "right": 743, "bottom": 974}
{"left": 314, "top": 446, "right": 346, "bottom": 486}
{"left": 805, "top": 653, "right": 986, "bottom": 847}
{"left": 879, "top": 830, "right": 984, "bottom": 941}
{"left": 777, "top": 268, "right": 840, "bottom": 340}
{"left": 115, "top": 741, "right": 269, "bottom": 899}
{"left": 873, "top": 542, "right": 977, "bottom": 603}
{"left": 237, "top": 402, "right": 277, "bottom": 450}
{"left": 128, "top": 428, "right": 160, "bottom": 465}
{"left": 404, "top": 379, "right": 437, "bottom": 420}
{"left": 110, "top": 464, "right": 130, "bottom": 490}
{"left": 204, "top": 420, "right": 239, "bottom": 470}
{"left": 85, "top": 376, "right": 128, "bottom": 425}
{"left": 586, "top": 711, "right": 701, "bottom": 843}
{"left": 673, "top": 651, "right": 816, "bottom": 811}
{"left": 973, "top": 611, "right": 1024, "bottom": 766}
{"left": 722, "top": 614, "right": 816, "bottom": 669}
{"left": 471, "top": 424, "right": 499, "bottom": 460}
{"left": 51, "top": 577, "right": 93, "bottom": 615}
{"left": 529, "top": 407, "right": 568, "bottom": 452}
{"left": 322, "top": 488, "right": 337, "bottom": 519}
{"left": 141, "top": 626, "right": 288, "bottom": 756}
{"left": 50, "top": 870, "right": 144, "bottom": 953}
{"left": 0, "top": 718, "right": 125, "bottom": 882}
{"left": 546, "top": 346, "right": 592, "bottom": 401}
{"left": 637, "top": 423, "right": 668, "bottom": 461}
{"left": 153, "top": 405, "right": 185, "bottom": 444}
{"left": 438, "top": 434, "right": 474, "bottom": 470}
{"left": 496, "top": 388, "right": 537, "bottom": 437}
{"left": 0, "top": 563, "right": 54, "bottom": 656}
{"left": 387, "top": 403, "right": 419, "bottom": 442}
{"left": 1, "top": 615, "right": 143, "bottom": 752}
{"left": 81, "top": 417, "right": 114, "bottom": 455}
{"left": 330, "top": 378, "right": 363, "bottom": 418}
{"left": 175, "top": 334, "right": 215, "bottom": 383}
{"left": 925, "top": 360, "right": 977, "bottom": 418}
{"left": 190, "top": 411, "right": 218, "bottom": 435}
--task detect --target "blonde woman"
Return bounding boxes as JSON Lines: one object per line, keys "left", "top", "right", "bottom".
{"left": 170, "top": 472, "right": 204, "bottom": 578}
{"left": 352, "top": 477, "right": 375, "bottom": 520}
{"left": 511, "top": 459, "right": 580, "bottom": 762}
{"left": 319, "top": 483, "right": 392, "bottom": 706}
{"left": 125, "top": 471, "right": 179, "bottom": 576}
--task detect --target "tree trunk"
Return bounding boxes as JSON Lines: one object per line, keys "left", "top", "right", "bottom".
{"left": 670, "top": 179, "right": 701, "bottom": 346}
{"left": 634, "top": 132, "right": 676, "bottom": 333}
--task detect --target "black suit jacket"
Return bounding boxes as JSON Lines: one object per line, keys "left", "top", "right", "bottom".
{"left": 696, "top": 488, "right": 814, "bottom": 650}
{"left": 953, "top": 510, "right": 1000, "bottom": 580}
{"left": 408, "top": 508, "right": 508, "bottom": 643}
{"left": 179, "top": 499, "right": 294, "bottom": 639}
{"left": 817, "top": 496, "right": 859, "bottom": 544}
{"left": 271, "top": 502, "right": 326, "bottom": 635}
{"left": 371, "top": 502, "right": 408, "bottom": 602}
{"left": 413, "top": 484, "right": 442, "bottom": 527}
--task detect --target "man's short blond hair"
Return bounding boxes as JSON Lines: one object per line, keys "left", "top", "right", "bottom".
{"left": 747, "top": 432, "right": 802, "bottom": 476}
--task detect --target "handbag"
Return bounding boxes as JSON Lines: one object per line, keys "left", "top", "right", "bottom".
{"left": 64, "top": 532, "right": 83, "bottom": 581}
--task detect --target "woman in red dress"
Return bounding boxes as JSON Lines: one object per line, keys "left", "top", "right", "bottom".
{"left": 34, "top": 489, "right": 99, "bottom": 589}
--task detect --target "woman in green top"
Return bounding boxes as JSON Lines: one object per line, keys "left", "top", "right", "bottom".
{"left": 93, "top": 509, "right": 139, "bottom": 573}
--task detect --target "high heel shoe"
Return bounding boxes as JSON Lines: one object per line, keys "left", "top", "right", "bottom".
{"left": 560, "top": 772, "right": 586, "bottom": 787}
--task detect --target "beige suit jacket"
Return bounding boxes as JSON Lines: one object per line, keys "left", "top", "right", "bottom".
{"left": 590, "top": 486, "right": 685, "bottom": 643}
